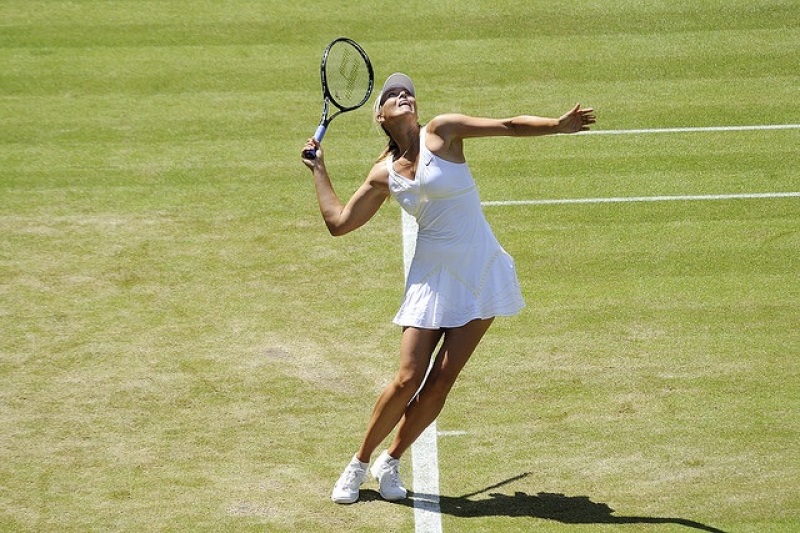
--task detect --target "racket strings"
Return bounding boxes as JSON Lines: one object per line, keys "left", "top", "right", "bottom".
{"left": 325, "top": 42, "right": 371, "bottom": 109}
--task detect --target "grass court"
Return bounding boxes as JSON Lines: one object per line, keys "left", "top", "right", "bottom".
{"left": 1, "top": 1, "right": 798, "bottom": 531}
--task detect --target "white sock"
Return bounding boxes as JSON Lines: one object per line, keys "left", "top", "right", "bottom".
{"left": 379, "top": 450, "right": 398, "bottom": 463}
{"left": 351, "top": 455, "right": 368, "bottom": 469}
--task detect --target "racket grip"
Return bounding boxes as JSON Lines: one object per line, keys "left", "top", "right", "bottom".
{"left": 303, "top": 125, "right": 328, "bottom": 160}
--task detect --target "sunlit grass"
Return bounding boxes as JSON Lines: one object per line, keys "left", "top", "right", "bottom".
{"left": 1, "top": 0, "right": 798, "bottom": 531}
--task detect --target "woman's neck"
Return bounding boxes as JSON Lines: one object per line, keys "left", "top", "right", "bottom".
{"left": 391, "top": 123, "right": 421, "bottom": 161}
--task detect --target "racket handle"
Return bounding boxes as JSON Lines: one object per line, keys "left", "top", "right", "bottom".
{"left": 303, "top": 125, "right": 328, "bottom": 159}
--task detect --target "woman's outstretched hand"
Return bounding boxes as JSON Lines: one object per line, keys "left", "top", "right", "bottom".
{"left": 557, "top": 103, "right": 596, "bottom": 133}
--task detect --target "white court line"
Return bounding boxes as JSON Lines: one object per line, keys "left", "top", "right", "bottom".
{"left": 438, "top": 430, "right": 468, "bottom": 437}
{"left": 578, "top": 124, "right": 800, "bottom": 135}
{"left": 403, "top": 210, "right": 443, "bottom": 533}
{"left": 482, "top": 192, "right": 800, "bottom": 207}
{"left": 410, "top": 426, "right": 442, "bottom": 533}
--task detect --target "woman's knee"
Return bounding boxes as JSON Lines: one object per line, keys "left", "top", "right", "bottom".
{"left": 392, "top": 366, "right": 426, "bottom": 396}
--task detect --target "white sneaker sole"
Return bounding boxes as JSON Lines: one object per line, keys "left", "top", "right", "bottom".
{"left": 331, "top": 493, "right": 359, "bottom": 505}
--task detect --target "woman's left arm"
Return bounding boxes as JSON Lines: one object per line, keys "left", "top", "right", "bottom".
{"left": 427, "top": 104, "right": 595, "bottom": 156}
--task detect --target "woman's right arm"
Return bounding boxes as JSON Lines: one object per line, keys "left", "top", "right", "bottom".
{"left": 301, "top": 138, "right": 389, "bottom": 237}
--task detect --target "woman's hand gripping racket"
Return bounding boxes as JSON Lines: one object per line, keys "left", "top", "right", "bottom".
{"left": 303, "top": 38, "right": 374, "bottom": 160}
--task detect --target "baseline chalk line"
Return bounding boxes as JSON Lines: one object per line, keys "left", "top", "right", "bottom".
{"left": 578, "top": 124, "right": 800, "bottom": 135}
{"left": 482, "top": 192, "right": 800, "bottom": 208}
{"left": 402, "top": 210, "right": 443, "bottom": 533}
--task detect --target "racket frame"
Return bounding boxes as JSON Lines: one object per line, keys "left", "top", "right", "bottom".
{"left": 304, "top": 37, "right": 374, "bottom": 159}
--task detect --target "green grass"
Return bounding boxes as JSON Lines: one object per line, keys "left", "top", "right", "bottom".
{"left": 1, "top": 0, "right": 798, "bottom": 531}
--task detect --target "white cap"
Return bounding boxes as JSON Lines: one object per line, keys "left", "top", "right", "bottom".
{"left": 379, "top": 72, "right": 415, "bottom": 104}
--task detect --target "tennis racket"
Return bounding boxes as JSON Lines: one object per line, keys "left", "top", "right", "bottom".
{"left": 303, "top": 37, "right": 374, "bottom": 160}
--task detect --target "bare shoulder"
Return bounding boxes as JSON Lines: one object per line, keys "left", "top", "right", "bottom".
{"left": 427, "top": 113, "right": 509, "bottom": 141}
{"left": 427, "top": 113, "right": 470, "bottom": 134}
{"left": 365, "top": 159, "right": 390, "bottom": 191}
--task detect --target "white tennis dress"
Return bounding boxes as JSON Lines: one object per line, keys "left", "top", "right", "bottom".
{"left": 388, "top": 127, "right": 526, "bottom": 329}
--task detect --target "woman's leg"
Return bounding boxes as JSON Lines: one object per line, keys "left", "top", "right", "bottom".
{"left": 355, "top": 326, "right": 444, "bottom": 463}
{"left": 387, "top": 318, "right": 494, "bottom": 459}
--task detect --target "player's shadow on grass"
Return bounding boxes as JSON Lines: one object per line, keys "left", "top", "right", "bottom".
{"left": 372, "top": 473, "right": 727, "bottom": 533}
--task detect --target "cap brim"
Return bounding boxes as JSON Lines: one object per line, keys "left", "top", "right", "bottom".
{"left": 380, "top": 73, "right": 415, "bottom": 102}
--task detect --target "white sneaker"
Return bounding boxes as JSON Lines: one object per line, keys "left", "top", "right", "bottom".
{"left": 370, "top": 451, "right": 407, "bottom": 501}
{"left": 331, "top": 456, "right": 368, "bottom": 504}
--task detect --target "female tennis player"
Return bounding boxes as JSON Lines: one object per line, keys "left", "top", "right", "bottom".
{"left": 301, "top": 73, "right": 595, "bottom": 504}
